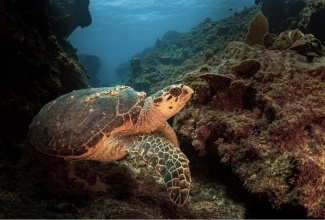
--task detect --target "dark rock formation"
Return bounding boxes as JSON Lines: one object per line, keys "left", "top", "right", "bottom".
{"left": 0, "top": 1, "right": 94, "bottom": 217}
{"left": 174, "top": 41, "right": 325, "bottom": 218}
{"left": 0, "top": 0, "right": 88, "bottom": 143}
{"left": 255, "top": 0, "right": 325, "bottom": 45}
{"left": 78, "top": 54, "right": 102, "bottom": 87}
{"left": 48, "top": 0, "right": 92, "bottom": 39}
{"left": 255, "top": 0, "right": 307, "bottom": 33}
{"left": 299, "top": 0, "right": 325, "bottom": 44}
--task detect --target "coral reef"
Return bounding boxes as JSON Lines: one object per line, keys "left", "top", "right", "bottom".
{"left": 173, "top": 41, "right": 325, "bottom": 218}
{"left": 122, "top": 6, "right": 261, "bottom": 94}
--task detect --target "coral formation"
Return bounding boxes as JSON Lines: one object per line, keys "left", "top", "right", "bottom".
{"left": 244, "top": 12, "right": 268, "bottom": 46}
{"left": 270, "top": 29, "right": 323, "bottom": 61}
{"left": 173, "top": 41, "right": 325, "bottom": 218}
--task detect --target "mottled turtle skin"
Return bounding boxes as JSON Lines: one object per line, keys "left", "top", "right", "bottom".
{"left": 29, "top": 84, "right": 193, "bottom": 206}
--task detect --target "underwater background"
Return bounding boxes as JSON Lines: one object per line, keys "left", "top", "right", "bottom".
{"left": 1, "top": 0, "right": 325, "bottom": 218}
{"left": 69, "top": 0, "right": 254, "bottom": 84}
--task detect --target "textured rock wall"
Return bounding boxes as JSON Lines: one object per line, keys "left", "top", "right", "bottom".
{"left": 0, "top": 1, "right": 90, "bottom": 217}
{"left": 48, "top": 0, "right": 92, "bottom": 38}
{"left": 255, "top": 0, "right": 306, "bottom": 33}
{"left": 256, "top": 0, "right": 325, "bottom": 44}
{"left": 299, "top": 0, "right": 325, "bottom": 44}
{"left": 0, "top": 0, "right": 89, "bottom": 143}
{"left": 174, "top": 41, "right": 325, "bottom": 218}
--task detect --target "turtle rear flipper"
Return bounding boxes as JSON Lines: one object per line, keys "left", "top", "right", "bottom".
{"left": 131, "top": 135, "right": 191, "bottom": 206}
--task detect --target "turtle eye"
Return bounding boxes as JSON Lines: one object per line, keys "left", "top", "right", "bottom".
{"left": 169, "top": 87, "right": 182, "bottom": 97}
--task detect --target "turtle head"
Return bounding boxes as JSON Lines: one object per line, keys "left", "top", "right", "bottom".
{"left": 150, "top": 84, "right": 194, "bottom": 119}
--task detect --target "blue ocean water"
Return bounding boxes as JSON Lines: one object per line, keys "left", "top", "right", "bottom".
{"left": 68, "top": 0, "right": 255, "bottom": 84}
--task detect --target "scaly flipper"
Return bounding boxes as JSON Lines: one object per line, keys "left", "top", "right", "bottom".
{"left": 129, "top": 134, "right": 191, "bottom": 206}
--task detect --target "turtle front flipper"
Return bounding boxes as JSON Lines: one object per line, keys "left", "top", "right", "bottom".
{"left": 156, "top": 122, "right": 179, "bottom": 148}
{"left": 130, "top": 134, "right": 191, "bottom": 206}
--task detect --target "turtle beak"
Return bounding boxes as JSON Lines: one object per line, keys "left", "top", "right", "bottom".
{"left": 180, "top": 85, "right": 194, "bottom": 102}
{"left": 183, "top": 85, "right": 194, "bottom": 95}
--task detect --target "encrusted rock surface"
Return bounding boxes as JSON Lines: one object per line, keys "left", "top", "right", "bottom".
{"left": 0, "top": 138, "right": 248, "bottom": 218}
{"left": 174, "top": 41, "right": 325, "bottom": 218}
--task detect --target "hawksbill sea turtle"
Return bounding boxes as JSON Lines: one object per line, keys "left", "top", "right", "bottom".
{"left": 28, "top": 84, "right": 193, "bottom": 206}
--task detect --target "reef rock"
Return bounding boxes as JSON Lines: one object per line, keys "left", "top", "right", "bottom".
{"left": 270, "top": 29, "right": 323, "bottom": 61}
{"left": 255, "top": 0, "right": 307, "bottom": 33}
{"left": 48, "top": 0, "right": 92, "bottom": 39}
{"left": 256, "top": 0, "right": 325, "bottom": 45}
{"left": 299, "top": 0, "right": 325, "bottom": 44}
{"left": 174, "top": 41, "right": 325, "bottom": 218}
{"left": 78, "top": 54, "right": 102, "bottom": 87}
